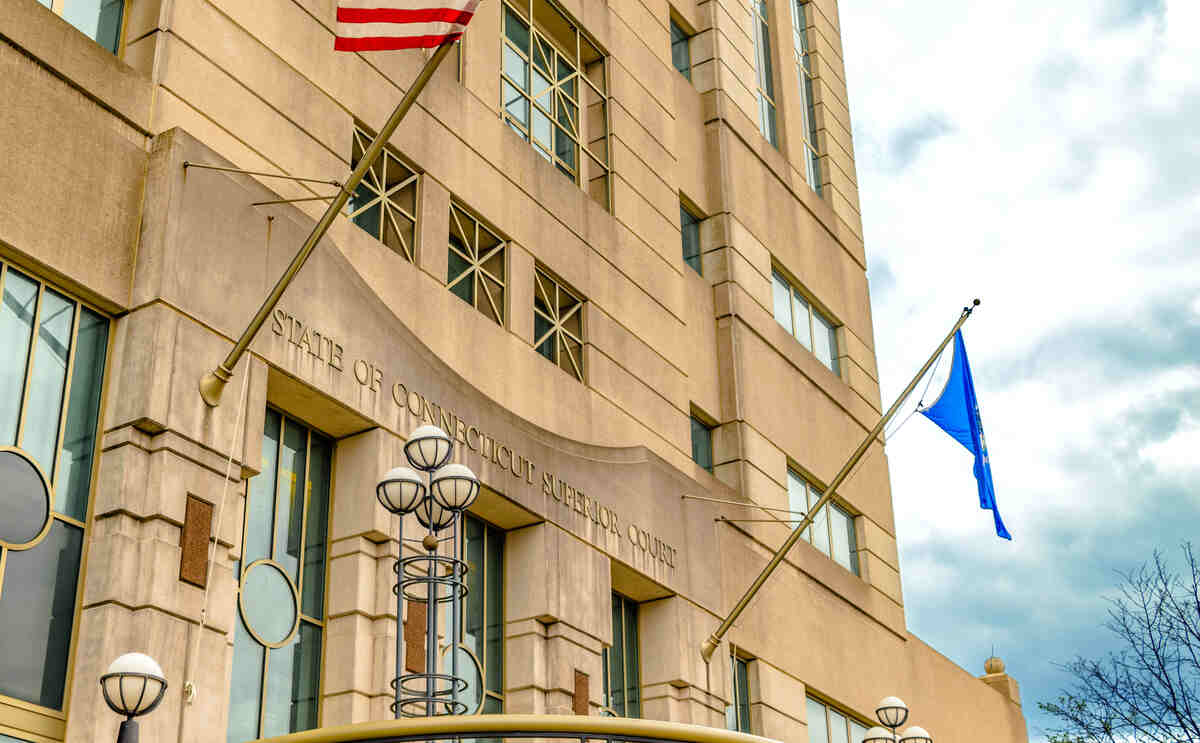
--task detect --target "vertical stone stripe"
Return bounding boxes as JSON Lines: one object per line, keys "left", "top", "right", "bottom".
{"left": 405, "top": 600, "right": 427, "bottom": 673}
{"left": 573, "top": 670, "right": 589, "bottom": 715}
{"left": 179, "top": 494, "right": 214, "bottom": 588}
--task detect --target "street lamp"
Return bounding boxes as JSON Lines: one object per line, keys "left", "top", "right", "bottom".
{"left": 376, "top": 424, "right": 480, "bottom": 718}
{"left": 99, "top": 653, "right": 168, "bottom": 743}
{"left": 873, "top": 697, "right": 932, "bottom": 743}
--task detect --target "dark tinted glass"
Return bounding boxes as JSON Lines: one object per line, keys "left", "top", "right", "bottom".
{"left": 55, "top": 306, "right": 108, "bottom": 521}
{"left": 275, "top": 418, "right": 308, "bottom": 582}
{"left": 670, "top": 20, "right": 691, "bottom": 80}
{"left": 623, "top": 597, "right": 640, "bottom": 717}
{"left": 301, "top": 435, "right": 332, "bottom": 619}
{"left": 0, "top": 269, "right": 38, "bottom": 445}
{"left": 227, "top": 617, "right": 264, "bottom": 743}
{"left": 690, "top": 416, "right": 713, "bottom": 472}
{"left": 0, "top": 521, "right": 83, "bottom": 709}
{"left": 0, "top": 450, "right": 49, "bottom": 546}
{"left": 289, "top": 623, "right": 322, "bottom": 732}
{"left": 680, "top": 205, "right": 701, "bottom": 274}
{"left": 485, "top": 524, "right": 504, "bottom": 696}
{"left": 735, "top": 657, "right": 751, "bottom": 731}
{"left": 244, "top": 409, "right": 280, "bottom": 567}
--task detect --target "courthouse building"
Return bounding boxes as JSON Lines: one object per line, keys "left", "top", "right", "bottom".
{"left": 0, "top": 0, "right": 1028, "bottom": 742}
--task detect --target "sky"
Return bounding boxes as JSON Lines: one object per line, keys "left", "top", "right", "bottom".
{"left": 837, "top": 0, "right": 1200, "bottom": 739}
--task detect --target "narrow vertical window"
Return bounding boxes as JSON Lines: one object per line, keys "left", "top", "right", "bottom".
{"left": 808, "top": 697, "right": 870, "bottom": 743}
{"left": 501, "top": 0, "right": 611, "bottom": 209}
{"left": 771, "top": 269, "right": 839, "bottom": 375}
{"left": 533, "top": 269, "right": 585, "bottom": 382}
{"left": 227, "top": 410, "right": 332, "bottom": 742}
{"left": 791, "top": 1, "right": 822, "bottom": 193}
{"left": 787, "top": 469, "right": 859, "bottom": 575}
{"left": 680, "top": 204, "right": 702, "bottom": 275}
{"left": 690, "top": 414, "right": 714, "bottom": 472}
{"left": 449, "top": 203, "right": 507, "bottom": 326}
{"left": 602, "top": 592, "right": 640, "bottom": 717}
{"left": 460, "top": 514, "right": 506, "bottom": 713}
{"left": 725, "top": 652, "right": 752, "bottom": 732}
{"left": 751, "top": 0, "right": 778, "bottom": 147}
{"left": 670, "top": 19, "right": 691, "bottom": 80}
{"left": 348, "top": 125, "right": 420, "bottom": 263}
{"left": 0, "top": 263, "right": 109, "bottom": 739}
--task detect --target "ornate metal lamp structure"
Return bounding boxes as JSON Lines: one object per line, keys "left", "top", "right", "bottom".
{"left": 870, "top": 696, "right": 933, "bottom": 743}
{"left": 99, "top": 653, "right": 168, "bottom": 743}
{"left": 376, "top": 425, "right": 480, "bottom": 717}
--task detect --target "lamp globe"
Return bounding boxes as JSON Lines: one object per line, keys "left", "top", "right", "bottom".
{"left": 100, "top": 653, "right": 168, "bottom": 743}
{"left": 899, "top": 726, "right": 932, "bottom": 743}
{"left": 415, "top": 490, "right": 456, "bottom": 532}
{"left": 404, "top": 425, "right": 453, "bottom": 471}
{"left": 875, "top": 697, "right": 909, "bottom": 728}
{"left": 430, "top": 463, "right": 480, "bottom": 511}
{"left": 376, "top": 466, "right": 426, "bottom": 514}
{"left": 862, "top": 726, "right": 896, "bottom": 743}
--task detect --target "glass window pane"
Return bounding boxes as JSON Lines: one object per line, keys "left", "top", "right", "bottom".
{"left": 735, "top": 658, "right": 751, "bottom": 731}
{"left": 690, "top": 416, "right": 713, "bottom": 472}
{"left": 449, "top": 248, "right": 475, "bottom": 306}
{"left": 787, "top": 470, "right": 808, "bottom": 534}
{"left": 829, "top": 506, "right": 853, "bottom": 571}
{"left": 681, "top": 206, "right": 701, "bottom": 274}
{"left": 61, "top": 0, "right": 126, "bottom": 53}
{"left": 623, "top": 597, "right": 640, "bottom": 717}
{"left": 55, "top": 307, "right": 108, "bottom": 521}
{"left": 245, "top": 409, "right": 281, "bottom": 567}
{"left": 464, "top": 516, "right": 485, "bottom": 656}
{"left": 608, "top": 595, "right": 625, "bottom": 714}
{"left": 828, "top": 709, "right": 849, "bottom": 743}
{"left": 289, "top": 623, "right": 322, "bottom": 732}
{"left": 771, "top": 272, "right": 792, "bottom": 333}
{"left": 813, "top": 311, "right": 836, "bottom": 371}
{"left": 275, "top": 419, "right": 308, "bottom": 582}
{"left": 792, "top": 291, "right": 813, "bottom": 350}
{"left": 504, "top": 7, "right": 530, "bottom": 55}
{"left": 227, "top": 616, "right": 264, "bottom": 743}
{"left": 504, "top": 43, "right": 529, "bottom": 90}
{"left": 670, "top": 20, "right": 690, "bottom": 79}
{"left": 850, "top": 720, "right": 868, "bottom": 743}
{"left": 0, "top": 451, "right": 49, "bottom": 547}
{"left": 0, "top": 521, "right": 83, "bottom": 709}
{"left": 301, "top": 435, "right": 331, "bottom": 619}
{"left": 807, "top": 698, "right": 829, "bottom": 743}
{"left": 0, "top": 270, "right": 38, "bottom": 445}
{"left": 0, "top": 734, "right": 35, "bottom": 743}
{"left": 263, "top": 639, "right": 297, "bottom": 737}
{"left": 725, "top": 654, "right": 738, "bottom": 730}
{"left": 485, "top": 526, "right": 504, "bottom": 696}
{"left": 756, "top": 17, "right": 774, "bottom": 98}
{"left": 23, "top": 290, "right": 74, "bottom": 474}
{"left": 810, "top": 487, "right": 830, "bottom": 557}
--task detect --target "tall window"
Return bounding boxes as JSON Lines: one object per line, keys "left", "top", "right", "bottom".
{"left": 680, "top": 204, "right": 702, "bottom": 275}
{"left": 670, "top": 18, "right": 691, "bottom": 80}
{"left": 501, "top": 0, "right": 612, "bottom": 209}
{"left": 807, "top": 697, "right": 869, "bottom": 743}
{"left": 725, "top": 652, "right": 752, "bottom": 732}
{"left": 0, "top": 263, "right": 109, "bottom": 741}
{"left": 772, "top": 270, "right": 839, "bottom": 374}
{"left": 461, "top": 514, "right": 505, "bottom": 713}
{"left": 787, "top": 469, "right": 858, "bottom": 575}
{"left": 751, "top": 0, "right": 778, "bottom": 147}
{"left": 449, "top": 203, "right": 507, "bottom": 326}
{"left": 36, "top": 0, "right": 125, "bottom": 54}
{"left": 227, "top": 410, "right": 332, "bottom": 742}
{"left": 690, "top": 413, "right": 714, "bottom": 472}
{"left": 533, "top": 269, "right": 585, "bottom": 382}
{"left": 602, "top": 592, "right": 640, "bottom": 717}
{"left": 348, "top": 125, "right": 420, "bottom": 263}
{"left": 790, "top": 1, "right": 822, "bottom": 194}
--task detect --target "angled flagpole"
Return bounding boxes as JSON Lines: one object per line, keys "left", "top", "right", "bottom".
{"left": 698, "top": 299, "right": 981, "bottom": 665}
{"left": 199, "top": 40, "right": 457, "bottom": 407}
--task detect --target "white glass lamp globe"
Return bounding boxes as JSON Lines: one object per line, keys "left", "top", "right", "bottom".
{"left": 100, "top": 653, "right": 168, "bottom": 718}
{"left": 415, "top": 490, "right": 456, "bottom": 531}
{"left": 404, "top": 425, "right": 453, "bottom": 471}
{"left": 862, "top": 727, "right": 896, "bottom": 743}
{"left": 875, "top": 697, "right": 909, "bottom": 728}
{"left": 899, "top": 726, "right": 932, "bottom": 743}
{"left": 430, "top": 463, "right": 480, "bottom": 511}
{"left": 376, "top": 466, "right": 426, "bottom": 514}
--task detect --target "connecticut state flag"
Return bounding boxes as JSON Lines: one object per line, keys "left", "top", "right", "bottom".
{"left": 921, "top": 331, "right": 1011, "bottom": 540}
{"left": 335, "top": 0, "right": 481, "bottom": 51}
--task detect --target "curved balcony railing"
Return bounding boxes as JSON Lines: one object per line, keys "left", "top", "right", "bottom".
{"left": 253, "top": 714, "right": 781, "bottom": 743}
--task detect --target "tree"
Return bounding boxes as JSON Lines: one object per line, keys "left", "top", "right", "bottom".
{"left": 1040, "top": 543, "right": 1200, "bottom": 743}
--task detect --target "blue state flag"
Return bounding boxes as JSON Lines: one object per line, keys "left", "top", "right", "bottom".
{"left": 920, "top": 330, "right": 1011, "bottom": 540}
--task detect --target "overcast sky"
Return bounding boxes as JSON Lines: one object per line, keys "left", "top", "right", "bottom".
{"left": 837, "top": 0, "right": 1200, "bottom": 739}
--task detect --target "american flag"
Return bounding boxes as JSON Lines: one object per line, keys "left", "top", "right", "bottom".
{"left": 335, "top": 0, "right": 480, "bottom": 51}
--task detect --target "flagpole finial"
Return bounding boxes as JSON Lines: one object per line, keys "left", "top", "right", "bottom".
{"left": 973, "top": 298, "right": 981, "bottom": 306}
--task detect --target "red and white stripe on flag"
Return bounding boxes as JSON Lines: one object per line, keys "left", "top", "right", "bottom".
{"left": 335, "top": 0, "right": 480, "bottom": 51}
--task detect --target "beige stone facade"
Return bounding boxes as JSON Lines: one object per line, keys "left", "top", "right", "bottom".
{"left": 0, "top": 0, "right": 1027, "bottom": 742}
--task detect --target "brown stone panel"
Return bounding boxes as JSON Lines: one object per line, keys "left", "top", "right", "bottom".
{"left": 405, "top": 600, "right": 427, "bottom": 673}
{"left": 179, "top": 494, "right": 213, "bottom": 588}
{"left": 573, "top": 669, "right": 589, "bottom": 714}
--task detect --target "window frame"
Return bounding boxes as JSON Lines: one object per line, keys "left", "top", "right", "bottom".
{"left": 790, "top": 0, "right": 822, "bottom": 194}
{"left": 500, "top": 0, "right": 613, "bottom": 209}
{"left": 771, "top": 268, "right": 840, "bottom": 375}
{"left": 669, "top": 17, "right": 692, "bottom": 81}
{"left": 36, "top": 0, "right": 130, "bottom": 56}
{"left": 689, "top": 410, "right": 715, "bottom": 473}
{"left": 227, "top": 407, "right": 335, "bottom": 741}
{"left": 806, "top": 694, "right": 870, "bottom": 743}
{"left": 750, "top": 0, "right": 779, "bottom": 147}
{"left": 448, "top": 202, "right": 508, "bottom": 327}
{"left": 726, "top": 649, "right": 752, "bottom": 733}
{"left": 680, "top": 202, "right": 703, "bottom": 275}
{"left": 456, "top": 513, "right": 506, "bottom": 714}
{"left": 532, "top": 268, "right": 586, "bottom": 383}
{"left": 0, "top": 261, "right": 114, "bottom": 743}
{"left": 348, "top": 124, "right": 421, "bottom": 263}
{"left": 602, "top": 592, "right": 641, "bottom": 718}
{"left": 787, "top": 468, "right": 859, "bottom": 576}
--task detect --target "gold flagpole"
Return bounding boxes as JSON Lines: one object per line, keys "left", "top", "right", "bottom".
{"left": 698, "top": 299, "right": 981, "bottom": 665}
{"left": 199, "top": 40, "right": 458, "bottom": 407}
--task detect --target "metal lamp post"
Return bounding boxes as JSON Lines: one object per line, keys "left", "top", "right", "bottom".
{"left": 376, "top": 424, "right": 480, "bottom": 718}
{"left": 99, "top": 653, "right": 168, "bottom": 743}
{"left": 865, "top": 697, "right": 933, "bottom": 743}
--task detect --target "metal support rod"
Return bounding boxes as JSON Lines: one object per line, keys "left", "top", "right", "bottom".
{"left": 682, "top": 493, "right": 806, "bottom": 515}
{"left": 715, "top": 517, "right": 806, "bottom": 523}
{"left": 426, "top": 518, "right": 436, "bottom": 716}
{"left": 394, "top": 517, "right": 404, "bottom": 720}
{"left": 199, "top": 41, "right": 457, "bottom": 406}
{"left": 699, "top": 300, "right": 981, "bottom": 665}
{"left": 451, "top": 514, "right": 461, "bottom": 713}
{"left": 182, "top": 161, "right": 340, "bottom": 187}
{"left": 251, "top": 195, "right": 337, "bottom": 207}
